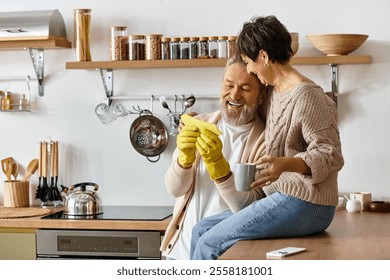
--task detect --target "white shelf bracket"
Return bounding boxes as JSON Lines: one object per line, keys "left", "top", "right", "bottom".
{"left": 28, "top": 48, "right": 44, "bottom": 97}
{"left": 100, "top": 69, "right": 113, "bottom": 105}
{"left": 330, "top": 63, "right": 338, "bottom": 106}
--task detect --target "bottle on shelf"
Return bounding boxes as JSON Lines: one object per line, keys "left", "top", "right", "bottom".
{"left": 19, "top": 94, "right": 28, "bottom": 111}
{"left": 1, "top": 91, "right": 12, "bottom": 110}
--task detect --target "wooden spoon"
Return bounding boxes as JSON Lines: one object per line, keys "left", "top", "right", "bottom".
{"left": 22, "top": 159, "right": 39, "bottom": 182}
{"left": 1, "top": 157, "right": 13, "bottom": 182}
{"left": 11, "top": 162, "right": 19, "bottom": 181}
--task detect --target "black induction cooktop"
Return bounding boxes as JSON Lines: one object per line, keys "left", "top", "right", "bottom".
{"left": 41, "top": 205, "right": 173, "bottom": 221}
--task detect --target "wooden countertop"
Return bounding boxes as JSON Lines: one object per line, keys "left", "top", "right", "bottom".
{"left": 0, "top": 206, "right": 171, "bottom": 232}
{"left": 219, "top": 210, "right": 390, "bottom": 260}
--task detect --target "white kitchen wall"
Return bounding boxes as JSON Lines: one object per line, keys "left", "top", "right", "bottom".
{"left": 0, "top": 0, "right": 389, "bottom": 206}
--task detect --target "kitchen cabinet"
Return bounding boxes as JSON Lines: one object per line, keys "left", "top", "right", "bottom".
{"left": 66, "top": 55, "right": 372, "bottom": 105}
{"left": 0, "top": 228, "right": 36, "bottom": 260}
{"left": 0, "top": 37, "right": 71, "bottom": 98}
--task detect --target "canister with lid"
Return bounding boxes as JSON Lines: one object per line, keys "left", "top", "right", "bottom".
{"left": 145, "top": 34, "right": 162, "bottom": 60}
{"left": 180, "top": 37, "right": 190, "bottom": 59}
{"left": 1, "top": 91, "right": 12, "bottom": 110}
{"left": 197, "top": 36, "right": 208, "bottom": 59}
{"left": 74, "top": 9, "right": 92, "bottom": 61}
{"left": 110, "top": 26, "right": 128, "bottom": 60}
{"left": 217, "top": 36, "right": 228, "bottom": 58}
{"left": 129, "top": 35, "right": 145, "bottom": 60}
{"left": 189, "top": 37, "right": 198, "bottom": 59}
{"left": 227, "top": 36, "right": 237, "bottom": 58}
{"left": 208, "top": 36, "right": 218, "bottom": 58}
{"left": 161, "top": 37, "right": 171, "bottom": 60}
{"left": 170, "top": 37, "right": 180, "bottom": 60}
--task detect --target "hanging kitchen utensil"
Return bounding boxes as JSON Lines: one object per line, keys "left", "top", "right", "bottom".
{"left": 22, "top": 159, "right": 39, "bottom": 182}
{"left": 48, "top": 141, "right": 56, "bottom": 202}
{"left": 64, "top": 182, "right": 103, "bottom": 216}
{"left": 1, "top": 157, "right": 13, "bottom": 182}
{"left": 53, "top": 141, "right": 62, "bottom": 201}
{"left": 11, "top": 162, "right": 19, "bottom": 181}
{"left": 129, "top": 110, "right": 169, "bottom": 162}
{"left": 180, "top": 95, "right": 196, "bottom": 114}
{"left": 40, "top": 142, "right": 50, "bottom": 202}
{"left": 159, "top": 96, "right": 173, "bottom": 114}
{"left": 35, "top": 142, "right": 43, "bottom": 199}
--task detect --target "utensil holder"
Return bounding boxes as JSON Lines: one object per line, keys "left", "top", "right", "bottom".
{"left": 3, "top": 180, "right": 29, "bottom": 207}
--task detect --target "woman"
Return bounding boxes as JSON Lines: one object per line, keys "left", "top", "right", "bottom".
{"left": 190, "top": 15, "right": 344, "bottom": 260}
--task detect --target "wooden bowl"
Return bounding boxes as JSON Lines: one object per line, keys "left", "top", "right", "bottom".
{"left": 306, "top": 34, "right": 368, "bottom": 56}
{"left": 290, "top": 32, "right": 299, "bottom": 56}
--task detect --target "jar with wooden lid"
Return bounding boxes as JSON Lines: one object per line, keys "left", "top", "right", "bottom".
{"left": 180, "top": 37, "right": 190, "bottom": 59}
{"left": 1, "top": 91, "right": 12, "bottom": 110}
{"left": 208, "top": 36, "right": 218, "bottom": 58}
{"left": 110, "top": 26, "right": 128, "bottom": 60}
{"left": 197, "top": 36, "right": 208, "bottom": 59}
{"left": 145, "top": 34, "right": 162, "bottom": 60}
{"left": 161, "top": 37, "right": 171, "bottom": 60}
{"left": 189, "top": 37, "right": 198, "bottom": 59}
{"left": 74, "top": 9, "right": 92, "bottom": 61}
{"left": 129, "top": 35, "right": 145, "bottom": 60}
{"left": 227, "top": 36, "right": 237, "bottom": 58}
{"left": 170, "top": 37, "right": 180, "bottom": 60}
{"left": 217, "top": 36, "right": 228, "bottom": 58}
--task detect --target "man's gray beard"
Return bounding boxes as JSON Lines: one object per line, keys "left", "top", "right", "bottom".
{"left": 220, "top": 103, "right": 257, "bottom": 126}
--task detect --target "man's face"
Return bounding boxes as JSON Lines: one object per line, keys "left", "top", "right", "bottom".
{"left": 220, "top": 63, "right": 262, "bottom": 126}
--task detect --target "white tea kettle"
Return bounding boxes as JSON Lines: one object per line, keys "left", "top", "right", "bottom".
{"left": 64, "top": 182, "right": 103, "bottom": 216}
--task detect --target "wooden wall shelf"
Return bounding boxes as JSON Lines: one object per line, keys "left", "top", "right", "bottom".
{"left": 0, "top": 36, "right": 71, "bottom": 96}
{"left": 0, "top": 36, "right": 71, "bottom": 50}
{"left": 65, "top": 55, "right": 372, "bottom": 70}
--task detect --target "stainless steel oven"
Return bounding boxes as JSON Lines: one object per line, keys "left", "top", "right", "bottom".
{"left": 36, "top": 206, "right": 173, "bottom": 260}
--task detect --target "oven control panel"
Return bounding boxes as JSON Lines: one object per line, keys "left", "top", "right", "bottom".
{"left": 58, "top": 236, "right": 138, "bottom": 253}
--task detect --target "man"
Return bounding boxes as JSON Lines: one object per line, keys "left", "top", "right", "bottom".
{"left": 160, "top": 56, "right": 266, "bottom": 260}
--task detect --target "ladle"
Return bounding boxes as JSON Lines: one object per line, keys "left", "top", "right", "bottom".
{"left": 160, "top": 96, "right": 173, "bottom": 114}
{"left": 22, "top": 159, "right": 39, "bottom": 182}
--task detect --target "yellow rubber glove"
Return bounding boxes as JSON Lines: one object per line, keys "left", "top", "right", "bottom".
{"left": 196, "top": 128, "right": 230, "bottom": 180}
{"left": 181, "top": 114, "right": 222, "bottom": 136}
{"left": 177, "top": 125, "right": 199, "bottom": 168}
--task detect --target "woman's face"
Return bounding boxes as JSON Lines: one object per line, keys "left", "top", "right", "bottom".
{"left": 240, "top": 54, "right": 269, "bottom": 86}
{"left": 220, "top": 63, "right": 261, "bottom": 126}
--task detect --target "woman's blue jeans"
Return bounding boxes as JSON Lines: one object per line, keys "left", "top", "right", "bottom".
{"left": 190, "top": 192, "right": 335, "bottom": 260}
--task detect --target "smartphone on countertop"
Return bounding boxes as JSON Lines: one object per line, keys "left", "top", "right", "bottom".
{"left": 266, "top": 247, "right": 306, "bottom": 259}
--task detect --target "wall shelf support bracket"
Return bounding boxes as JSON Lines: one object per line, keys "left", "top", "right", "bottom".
{"left": 330, "top": 63, "right": 338, "bottom": 106}
{"left": 28, "top": 48, "right": 44, "bottom": 97}
{"left": 100, "top": 68, "right": 113, "bottom": 105}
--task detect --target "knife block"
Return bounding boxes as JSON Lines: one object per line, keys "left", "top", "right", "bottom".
{"left": 3, "top": 180, "right": 29, "bottom": 207}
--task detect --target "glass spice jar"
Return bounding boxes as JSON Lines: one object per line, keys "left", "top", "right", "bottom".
{"left": 145, "top": 34, "right": 162, "bottom": 60}
{"left": 110, "top": 26, "right": 128, "bottom": 60}
{"left": 189, "top": 37, "right": 198, "bottom": 59}
{"left": 197, "top": 36, "right": 208, "bottom": 59}
{"left": 227, "top": 35, "right": 237, "bottom": 58}
{"left": 129, "top": 35, "right": 145, "bottom": 60}
{"left": 161, "top": 37, "right": 171, "bottom": 60}
{"left": 180, "top": 37, "right": 190, "bottom": 59}
{"left": 208, "top": 36, "right": 218, "bottom": 58}
{"left": 170, "top": 37, "right": 181, "bottom": 60}
{"left": 217, "top": 36, "right": 228, "bottom": 58}
{"left": 74, "top": 9, "right": 92, "bottom": 61}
